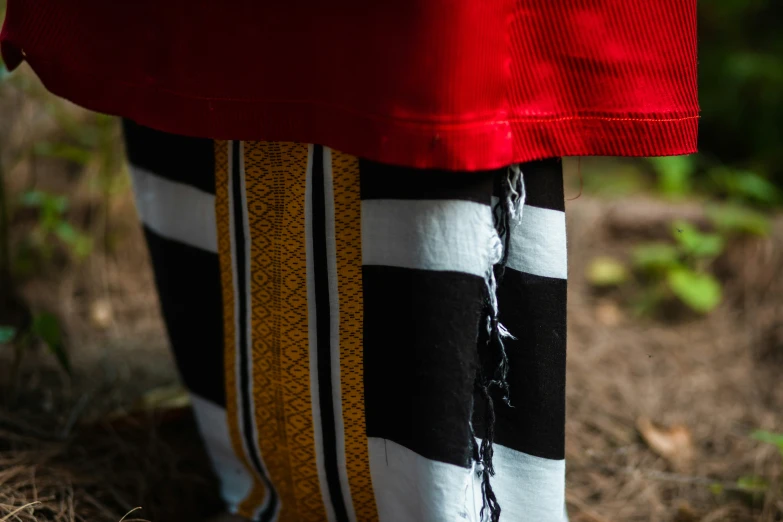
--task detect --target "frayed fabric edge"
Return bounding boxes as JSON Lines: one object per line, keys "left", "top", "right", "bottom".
{"left": 475, "top": 164, "right": 525, "bottom": 522}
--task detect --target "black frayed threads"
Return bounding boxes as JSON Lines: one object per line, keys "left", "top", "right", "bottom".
{"left": 475, "top": 311, "right": 505, "bottom": 522}
{"left": 475, "top": 166, "right": 525, "bottom": 522}
{"left": 476, "top": 364, "right": 501, "bottom": 522}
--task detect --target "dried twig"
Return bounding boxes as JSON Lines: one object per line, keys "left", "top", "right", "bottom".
{"left": 118, "top": 507, "right": 143, "bottom": 522}
{"left": 0, "top": 501, "right": 40, "bottom": 521}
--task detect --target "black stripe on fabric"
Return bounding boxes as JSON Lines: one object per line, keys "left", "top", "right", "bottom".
{"left": 311, "top": 145, "right": 351, "bottom": 522}
{"left": 230, "top": 141, "right": 278, "bottom": 522}
{"left": 473, "top": 268, "right": 567, "bottom": 460}
{"left": 363, "top": 265, "right": 484, "bottom": 467}
{"left": 493, "top": 158, "right": 564, "bottom": 211}
{"left": 360, "top": 159, "right": 498, "bottom": 205}
{"left": 142, "top": 226, "right": 225, "bottom": 407}
{"left": 122, "top": 119, "right": 216, "bottom": 195}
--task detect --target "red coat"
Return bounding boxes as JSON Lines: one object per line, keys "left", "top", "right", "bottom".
{"left": 1, "top": 0, "right": 698, "bottom": 170}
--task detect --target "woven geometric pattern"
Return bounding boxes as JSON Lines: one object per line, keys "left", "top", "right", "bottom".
{"left": 330, "top": 151, "right": 378, "bottom": 522}
{"left": 214, "top": 140, "right": 268, "bottom": 518}
{"left": 244, "top": 142, "right": 326, "bottom": 522}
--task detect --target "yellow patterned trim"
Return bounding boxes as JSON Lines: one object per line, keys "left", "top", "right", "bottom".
{"left": 330, "top": 150, "right": 378, "bottom": 522}
{"left": 244, "top": 141, "right": 327, "bottom": 522}
{"left": 214, "top": 140, "right": 267, "bottom": 518}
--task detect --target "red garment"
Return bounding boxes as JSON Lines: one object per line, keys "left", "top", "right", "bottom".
{"left": 1, "top": 0, "right": 698, "bottom": 171}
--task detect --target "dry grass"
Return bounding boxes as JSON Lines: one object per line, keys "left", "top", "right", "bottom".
{"left": 0, "top": 410, "right": 221, "bottom": 522}
{"left": 564, "top": 195, "right": 783, "bottom": 522}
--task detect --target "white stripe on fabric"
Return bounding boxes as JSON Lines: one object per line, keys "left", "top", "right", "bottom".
{"left": 475, "top": 442, "right": 567, "bottom": 522}
{"left": 369, "top": 437, "right": 567, "bottom": 522}
{"left": 361, "top": 199, "right": 496, "bottom": 277}
{"left": 500, "top": 200, "right": 567, "bottom": 280}
{"left": 190, "top": 394, "right": 255, "bottom": 513}
{"left": 228, "top": 142, "right": 271, "bottom": 518}
{"left": 305, "top": 145, "right": 338, "bottom": 522}
{"left": 368, "top": 437, "right": 480, "bottom": 522}
{"left": 323, "top": 146, "right": 357, "bottom": 522}
{"left": 130, "top": 165, "right": 217, "bottom": 253}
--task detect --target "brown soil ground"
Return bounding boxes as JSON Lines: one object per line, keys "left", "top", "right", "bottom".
{"left": 1, "top": 79, "right": 782, "bottom": 522}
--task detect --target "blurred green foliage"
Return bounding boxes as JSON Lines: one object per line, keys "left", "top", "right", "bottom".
{"left": 632, "top": 221, "right": 725, "bottom": 315}
{"left": 730, "top": 431, "right": 783, "bottom": 506}
{"left": 649, "top": 156, "right": 781, "bottom": 208}
{"left": 1, "top": 0, "right": 122, "bottom": 377}
{"left": 752, "top": 430, "right": 783, "bottom": 458}
{"left": 30, "top": 311, "right": 70, "bottom": 375}
{"left": 699, "top": 0, "right": 783, "bottom": 188}
{"left": 15, "top": 190, "right": 93, "bottom": 276}
{"left": 587, "top": 207, "right": 771, "bottom": 316}
{"left": 586, "top": 256, "right": 629, "bottom": 288}
{"left": 706, "top": 203, "right": 770, "bottom": 236}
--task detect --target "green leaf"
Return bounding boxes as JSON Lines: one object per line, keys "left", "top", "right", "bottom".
{"left": 55, "top": 222, "right": 78, "bottom": 244}
{"left": 54, "top": 222, "right": 93, "bottom": 258}
{"left": 20, "top": 190, "right": 45, "bottom": 207}
{"left": 667, "top": 268, "right": 722, "bottom": 313}
{"left": 0, "top": 326, "right": 17, "bottom": 344}
{"left": 751, "top": 430, "right": 783, "bottom": 456}
{"left": 32, "top": 313, "right": 61, "bottom": 348}
{"left": 733, "top": 172, "right": 781, "bottom": 204}
{"left": 582, "top": 163, "right": 648, "bottom": 198}
{"left": 632, "top": 284, "right": 668, "bottom": 317}
{"left": 710, "top": 167, "right": 781, "bottom": 206}
{"left": 649, "top": 155, "right": 695, "bottom": 198}
{"left": 49, "top": 195, "right": 69, "bottom": 215}
{"left": 672, "top": 221, "right": 725, "bottom": 258}
{"left": 22, "top": 191, "right": 68, "bottom": 214}
{"left": 632, "top": 243, "right": 681, "bottom": 274}
{"left": 31, "top": 313, "right": 71, "bottom": 375}
{"left": 736, "top": 475, "right": 768, "bottom": 493}
{"left": 708, "top": 483, "right": 724, "bottom": 497}
{"left": 707, "top": 204, "right": 770, "bottom": 237}
{"left": 33, "top": 193, "right": 70, "bottom": 233}
{"left": 586, "top": 257, "right": 629, "bottom": 287}
{"left": 32, "top": 141, "right": 93, "bottom": 165}
{"left": 71, "top": 235, "right": 93, "bottom": 260}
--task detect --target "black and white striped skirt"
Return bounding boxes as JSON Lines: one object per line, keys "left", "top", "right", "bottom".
{"left": 123, "top": 120, "right": 568, "bottom": 522}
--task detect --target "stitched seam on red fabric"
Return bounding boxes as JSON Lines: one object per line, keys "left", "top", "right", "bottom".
{"left": 511, "top": 115, "right": 699, "bottom": 123}
{"left": 26, "top": 56, "right": 700, "bottom": 129}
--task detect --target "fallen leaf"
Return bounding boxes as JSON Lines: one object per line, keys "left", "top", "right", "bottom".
{"left": 587, "top": 257, "right": 629, "bottom": 288}
{"left": 595, "top": 300, "right": 623, "bottom": 326}
{"left": 673, "top": 501, "right": 699, "bottom": 522}
{"left": 89, "top": 299, "right": 113, "bottom": 329}
{"left": 102, "top": 385, "right": 192, "bottom": 428}
{"left": 133, "top": 384, "right": 191, "bottom": 412}
{"left": 636, "top": 416, "right": 694, "bottom": 470}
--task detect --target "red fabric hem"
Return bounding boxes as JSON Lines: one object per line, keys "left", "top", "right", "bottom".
{"left": 0, "top": 0, "right": 698, "bottom": 170}
{"left": 15, "top": 56, "right": 696, "bottom": 171}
